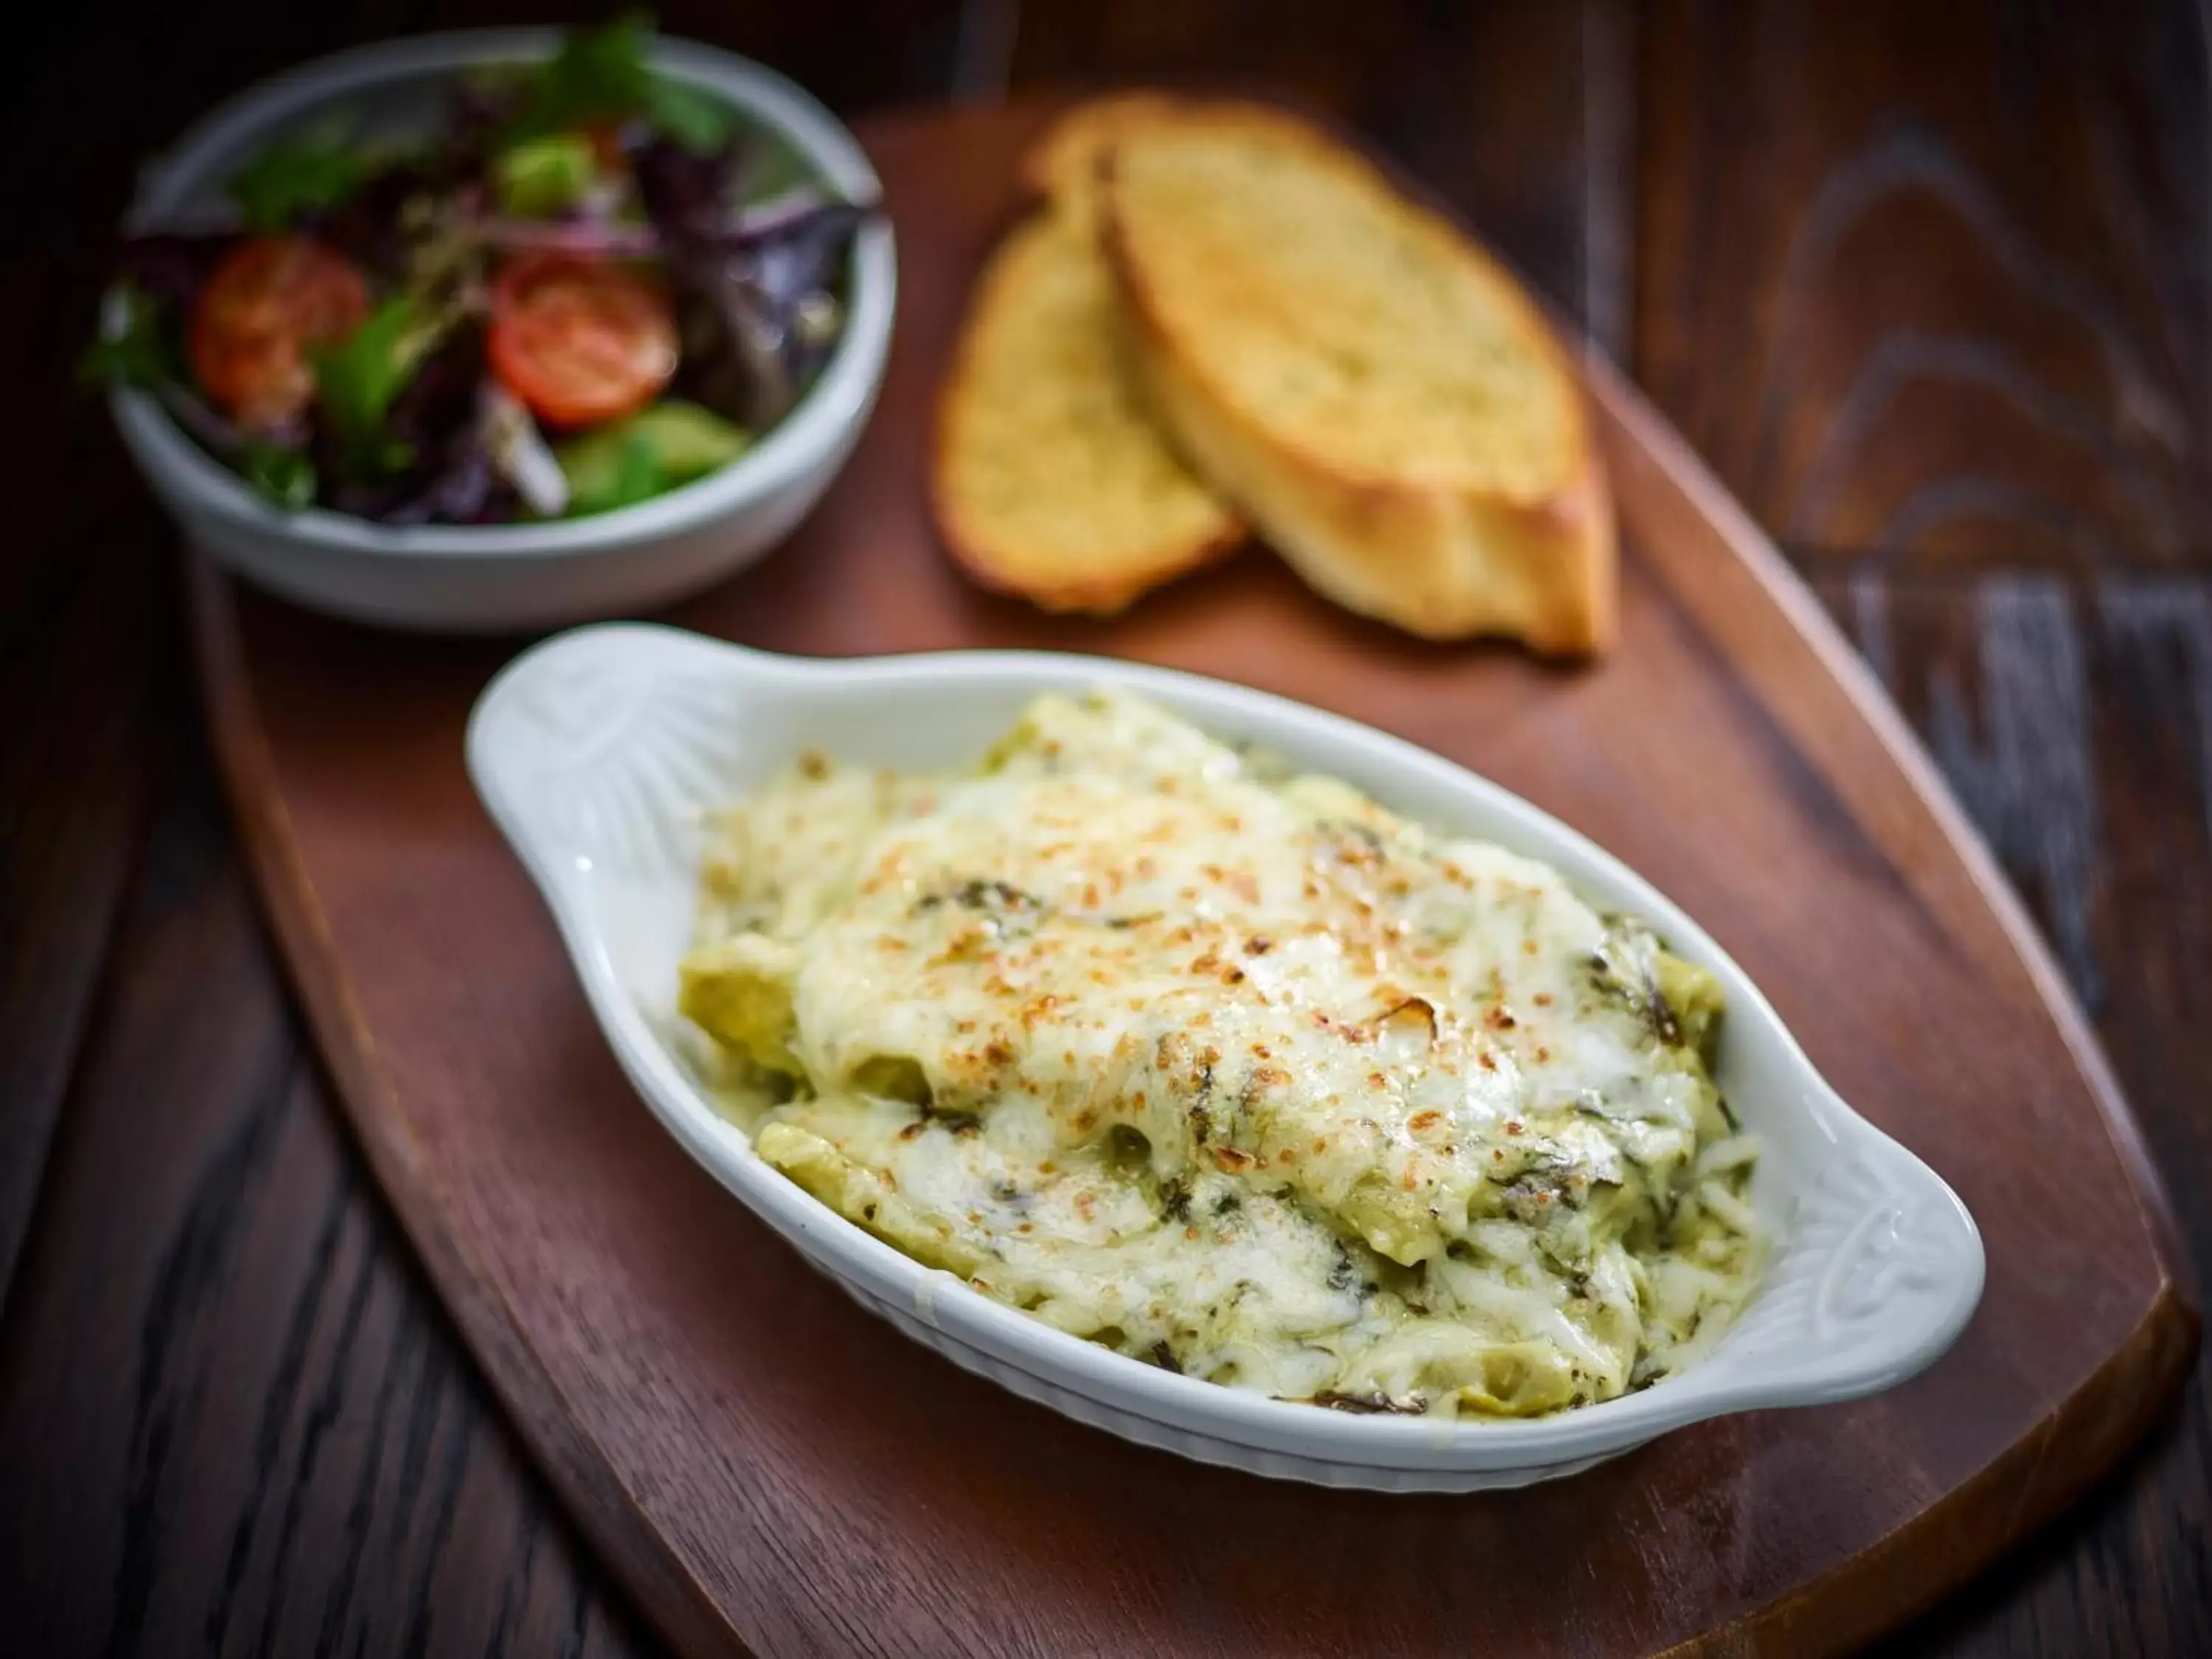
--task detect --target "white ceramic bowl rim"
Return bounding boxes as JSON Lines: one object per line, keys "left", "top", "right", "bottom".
{"left": 106, "top": 28, "right": 895, "bottom": 562}
{"left": 466, "top": 625, "right": 1988, "bottom": 1479}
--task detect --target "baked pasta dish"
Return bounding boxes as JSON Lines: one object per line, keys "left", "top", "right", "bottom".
{"left": 678, "top": 691, "right": 1761, "bottom": 1418}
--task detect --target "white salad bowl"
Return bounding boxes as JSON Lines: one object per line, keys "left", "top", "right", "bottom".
{"left": 466, "top": 624, "right": 1986, "bottom": 1492}
{"left": 108, "top": 30, "right": 894, "bottom": 633}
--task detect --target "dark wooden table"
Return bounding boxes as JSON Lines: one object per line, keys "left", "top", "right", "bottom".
{"left": 3, "top": 2, "right": 2206, "bottom": 1655}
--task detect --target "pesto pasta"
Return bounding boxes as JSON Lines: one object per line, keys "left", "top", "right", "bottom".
{"left": 679, "top": 690, "right": 1761, "bottom": 1417}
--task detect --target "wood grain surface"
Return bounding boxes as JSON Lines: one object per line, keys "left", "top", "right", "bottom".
{"left": 1, "top": 3, "right": 2208, "bottom": 1656}
{"left": 167, "top": 91, "right": 2202, "bottom": 1658}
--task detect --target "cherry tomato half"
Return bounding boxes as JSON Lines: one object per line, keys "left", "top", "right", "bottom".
{"left": 189, "top": 236, "right": 371, "bottom": 431}
{"left": 488, "top": 254, "right": 678, "bottom": 431}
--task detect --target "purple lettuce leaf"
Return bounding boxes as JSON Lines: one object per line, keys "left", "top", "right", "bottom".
{"left": 320, "top": 320, "right": 506, "bottom": 523}
{"left": 112, "top": 232, "right": 237, "bottom": 317}
{"left": 633, "top": 133, "right": 873, "bottom": 430}
{"left": 631, "top": 133, "right": 748, "bottom": 238}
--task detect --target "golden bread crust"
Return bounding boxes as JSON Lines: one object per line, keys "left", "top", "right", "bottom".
{"left": 1099, "top": 102, "right": 1617, "bottom": 654}
{"left": 931, "top": 212, "right": 1242, "bottom": 614}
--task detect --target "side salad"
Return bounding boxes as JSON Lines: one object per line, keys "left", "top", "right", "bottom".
{"left": 85, "top": 17, "right": 874, "bottom": 525}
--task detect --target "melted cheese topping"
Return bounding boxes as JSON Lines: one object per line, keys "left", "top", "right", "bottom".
{"left": 681, "top": 692, "right": 1761, "bottom": 1417}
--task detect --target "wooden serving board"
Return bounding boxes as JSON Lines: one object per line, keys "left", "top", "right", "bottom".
{"left": 192, "top": 103, "right": 2196, "bottom": 1658}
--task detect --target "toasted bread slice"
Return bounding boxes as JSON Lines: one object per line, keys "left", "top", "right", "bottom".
{"left": 1099, "top": 103, "right": 1615, "bottom": 653}
{"left": 933, "top": 212, "right": 1242, "bottom": 613}
{"left": 1020, "top": 92, "right": 1190, "bottom": 230}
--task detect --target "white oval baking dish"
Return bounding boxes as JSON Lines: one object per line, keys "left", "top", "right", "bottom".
{"left": 466, "top": 623, "right": 1985, "bottom": 1492}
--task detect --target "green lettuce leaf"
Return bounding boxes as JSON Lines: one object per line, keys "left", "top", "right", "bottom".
{"left": 310, "top": 297, "right": 427, "bottom": 479}
{"left": 77, "top": 283, "right": 172, "bottom": 389}
{"left": 507, "top": 15, "right": 738, "bottom": 154}
{"left": 228, "top": 136, "right": 369, "bottom": 232}
{"left": 557, "top": 400, "right": 749, "bottom": 515}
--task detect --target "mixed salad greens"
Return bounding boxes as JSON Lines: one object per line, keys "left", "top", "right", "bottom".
{"left": 85, "top": 17, "right": 873, "bottom": 524}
